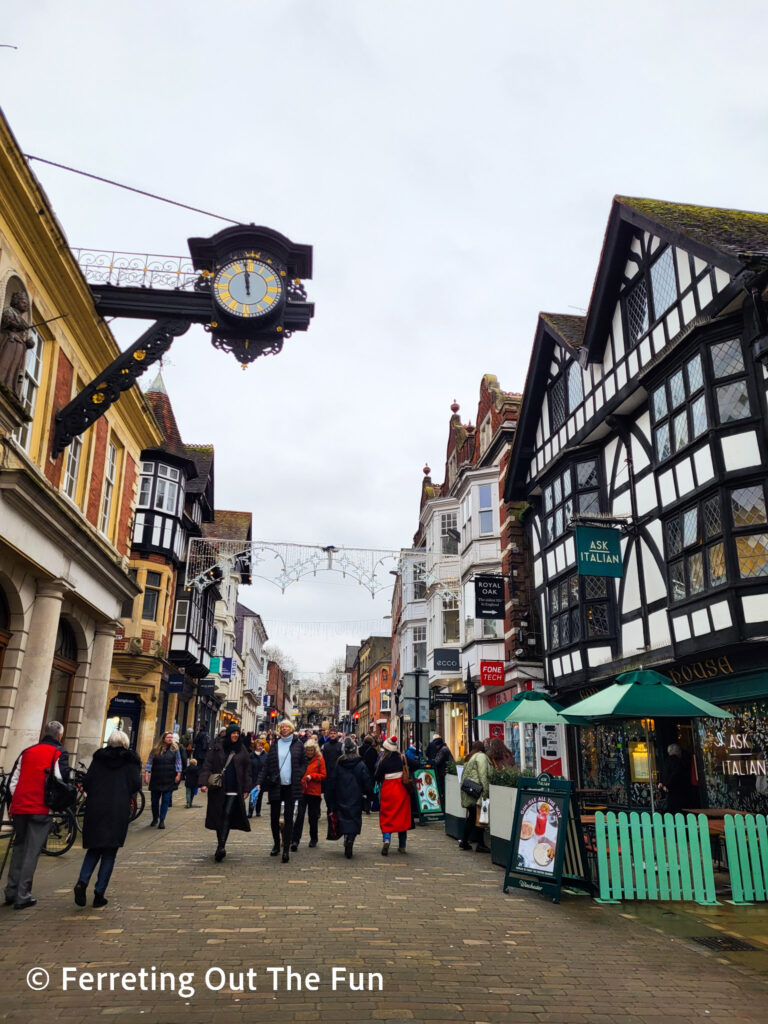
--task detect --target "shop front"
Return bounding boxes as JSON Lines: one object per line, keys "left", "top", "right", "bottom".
{"left": 571, "top": 646, "right": 768, "bottom": 813}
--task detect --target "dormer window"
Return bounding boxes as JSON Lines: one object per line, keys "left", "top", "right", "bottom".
{"left": 137, "top": 461, "right": 184, "bottom": 514}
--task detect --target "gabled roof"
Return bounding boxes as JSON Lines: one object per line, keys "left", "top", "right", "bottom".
{"left": 202, "top": 510, "right": 253, "bottom": 542}
{"left": 184, "top": 444, "right": 214, "bottom": 496}
{"left": 582, "top": 195, "right": 763, "bottom": 363}
{"left": 503, "top": 314, "right": 581, "bottom": 502}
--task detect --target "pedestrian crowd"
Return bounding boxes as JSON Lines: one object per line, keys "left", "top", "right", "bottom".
{"left": 3, "top": 721, "right": 459, "bottom": 912}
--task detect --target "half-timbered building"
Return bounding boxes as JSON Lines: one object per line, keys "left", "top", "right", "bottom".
{"left": 505, "top": 196, "right": 768, "bottom": 812}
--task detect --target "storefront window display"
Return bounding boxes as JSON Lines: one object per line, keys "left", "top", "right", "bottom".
{"left": 506, "top": 722, "right": 521, "bottom": 766}
{"left": 696, "top": 700, "right": 768, "bottom": 813}
{"left": 577, "top": 720, "right": 660, "bottom": 808}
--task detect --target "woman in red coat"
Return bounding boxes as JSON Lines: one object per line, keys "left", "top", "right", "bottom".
{"left": 374, "top": 736, "right": 413, "bottom": 856}
{"left": 291, "top": 737, "right": 326, "bottom": 850}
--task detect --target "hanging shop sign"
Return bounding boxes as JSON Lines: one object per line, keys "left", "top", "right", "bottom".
{"left": 474, "top": 575, "right": 505, "bottom": 619}
{"left": 167, "top": 673, "right": 185, "bottom": 694}
{"left": 574, "top": 526, "right": 623, "bottom": 578}
{"left": 503, "top": 774, "right": 592, "bottom": 903}
{"left": 431, "top": 692, "right": 469, "bottom": 705}
{"left": 480, "top": 660, "right": 505, "bottom": 686}
{"left": 433, "top": 649, "right": 460, "bottom": 673}
{"left": 221, "top": 657, "right": 234, "bottom": 680}
{"left": 198, "top": 679, "right": 216, "bottom": 696}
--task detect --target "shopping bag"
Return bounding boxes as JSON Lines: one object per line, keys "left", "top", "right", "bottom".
{"left": 326, "top": 811, "right": 341, "bottom": 841}
{"left": 477, "top": 798, "right": 490, "bottom": 825}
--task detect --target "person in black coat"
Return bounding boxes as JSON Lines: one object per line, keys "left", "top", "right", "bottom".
{"left": 145, "top": 731, "right": 181, "bottom": 828}
{"left": 193, "top": 727, "right": 210, "bottom": 763}
{"left": 73, "top": 730, "right": 141, "bottom": 909}
{"left": 659, "top": 743, "right": 688, "bottom": 813}
{"left": 255, "top": 720, "right": 306, "bottom": 862}
{"left": 432, "top": 739, "right": 454, "bottom": 808}
{"left": 248, "top": 738, "right": 268, "bottom": 817}
{"left": 331, "top": 738, "right": 373, "bottom": 859}
{"left": 321, "top": 728, "right": 343, "bottom": 813}
{"left": 199, "top": 725, "right": 252, "bottom": 861}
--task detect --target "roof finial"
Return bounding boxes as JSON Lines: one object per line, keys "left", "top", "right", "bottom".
{"left": 450, "top": 398, "right": 460, "bottom": 414}
{"left": 423, "top": 463, "right": 431, "bottom": 476}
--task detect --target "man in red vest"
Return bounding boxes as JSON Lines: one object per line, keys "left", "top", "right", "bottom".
{"left": 4, "top": 721, "right": 70, "bottom": 910}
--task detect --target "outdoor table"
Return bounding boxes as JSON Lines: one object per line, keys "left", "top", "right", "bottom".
{"left": 682, "top": 808, "right": 746, "bottom": 819}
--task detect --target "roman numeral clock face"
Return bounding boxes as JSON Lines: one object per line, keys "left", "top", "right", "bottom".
{"left": 213, "top": 254, "right": 284, "bottom": 319}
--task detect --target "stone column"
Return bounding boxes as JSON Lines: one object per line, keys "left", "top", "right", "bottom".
{"left": 76, "top": 621, "right": 119, "bottom": 761}
{"left": 6, "top": 578, "right": 71, "bottom": 762}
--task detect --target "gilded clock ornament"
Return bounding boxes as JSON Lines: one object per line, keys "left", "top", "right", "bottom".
{"left": 213, "top": 254, "right": 284, "bottom": 319}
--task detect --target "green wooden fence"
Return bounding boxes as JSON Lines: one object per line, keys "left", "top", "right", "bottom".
{"left": 594, "top": 811, "right": 718, "bottom": 906}
{"left": 724, "top": 814, "right": 768, "bottom": 905}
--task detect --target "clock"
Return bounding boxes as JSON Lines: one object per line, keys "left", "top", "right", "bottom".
{"left": 213, "top": 254, "right": 285, "bottom": 319}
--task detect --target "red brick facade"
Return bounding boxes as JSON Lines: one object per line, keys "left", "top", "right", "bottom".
{"left": 85, "top": 418, "right": 108, "bottom": 525}
{"left": 44, "top": 349, "right": 73, "bottom": 486}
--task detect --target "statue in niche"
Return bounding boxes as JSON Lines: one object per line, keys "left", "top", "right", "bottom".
{"left": 0, "top": 292, "right": 34, "bottom": 398}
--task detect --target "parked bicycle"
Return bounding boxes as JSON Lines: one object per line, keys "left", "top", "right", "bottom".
{"left": 71, "top": 760, "right": 145, "bottom": 829}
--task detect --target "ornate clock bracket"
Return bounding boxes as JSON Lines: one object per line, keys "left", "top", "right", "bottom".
{"left": 52, "top": 318, "right": 191, "bottom": 458}
{"left": 51, "top": 224, "right": 313, "bottom": 456}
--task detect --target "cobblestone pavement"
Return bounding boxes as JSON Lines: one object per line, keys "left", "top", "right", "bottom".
{"left": 1, "top": 805, "right": 768, "bottom": 1024}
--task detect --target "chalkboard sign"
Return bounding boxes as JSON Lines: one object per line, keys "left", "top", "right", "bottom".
{"left": 503, "top": 774, "right": 592, "bottom": 903}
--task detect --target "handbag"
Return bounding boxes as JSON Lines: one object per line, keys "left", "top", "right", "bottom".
{"left": 477, "top": 797, "right": 490, "bottom": 825}
{"left": 401, "top": 756, "right": 416, "bottom": 795}
{"left": 326, "top": 810, "right": 341, "bottom": 841}
{"left": 44, "top": 750, "right": 78, "bottom": 811}
{"left": 460, "top": 776, "right": 483, "bottom": 799}
{"left": 371, "top": 781, "right": 381, "bottom": 813}
{"left": 207, "top": 752, "right": 235, "bottom": 790}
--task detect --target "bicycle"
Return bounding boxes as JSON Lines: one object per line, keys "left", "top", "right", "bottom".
{"left": 0, "top": 764, "right": 77, "bottom": 860}
{"left": 129, "top": 788, "right": 146, "bottom": 822}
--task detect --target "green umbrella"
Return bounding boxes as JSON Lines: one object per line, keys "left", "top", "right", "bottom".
{"left": 565, "top": 669, "right": 732, "bottom": 812}
{"left": 477, "top": 690, "right": 574, "bottom": 724}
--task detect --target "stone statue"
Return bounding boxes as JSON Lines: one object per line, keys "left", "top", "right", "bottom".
{"left": 0, "top": 292, "right": 33, "bottom": 399}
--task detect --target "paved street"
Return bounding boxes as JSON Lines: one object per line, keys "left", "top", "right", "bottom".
{"left": 2, "top": 807, "right": 768, "bottom": 1024}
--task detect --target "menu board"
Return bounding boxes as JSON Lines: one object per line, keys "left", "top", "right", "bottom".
{"left": 413, "top": 769, "right": 442, "bottom": 814}
{"left": 503, "top": 774, "right": 591, "bottom": 903}
{"left": 513, "top": 793, "right": 565, "bottom": 877}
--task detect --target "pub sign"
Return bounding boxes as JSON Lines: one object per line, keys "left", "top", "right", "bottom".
{"left": 474, "top": 575, "right": 505, "bottom": 618}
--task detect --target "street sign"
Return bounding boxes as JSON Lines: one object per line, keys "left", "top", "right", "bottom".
{"left": 574, "top": 525, "right": 623, "bottom": 578}
{"left": 430, "top": 692, "right": 469, "bottom": 704}
{"left": 474, "top": 575, "right": 505, "bottom": 619}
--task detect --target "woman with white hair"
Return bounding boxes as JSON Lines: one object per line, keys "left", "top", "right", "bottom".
{"left": 73, "top": 730, "right": 142, "bottom": 909}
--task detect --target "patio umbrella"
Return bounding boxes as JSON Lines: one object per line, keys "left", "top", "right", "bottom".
{"left": 565, "top": 668, "right": 732, "bottom": 812}
{"left": 476, "top": 690, "right": 573, "bottom": 725}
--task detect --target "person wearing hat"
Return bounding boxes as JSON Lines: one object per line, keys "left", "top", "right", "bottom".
{"left": 330, "top": 737, "right": 373, "bottom": 858}
{"left": 198, "top": 724, "right": 252, "bottom": 862}
{"left": 255, "top": 719, "right": 306, "bottom": 862}
{"left": 374, "top": 736, "right": 413, "bottom": 856}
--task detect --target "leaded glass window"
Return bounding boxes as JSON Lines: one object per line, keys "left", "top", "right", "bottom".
{"left": 731, "top": 484, "right": 768, "bottom": 580}
{"left": 666, "top": 496, "right": 726, "bottom": 601}
{"left": 550, "top": 375, "right": 566, "bottom": 431}
{"left": 716, "top": 380, "right": 751, "bottom": 423}
{"left": 542, "top": 459, "right": 602, "bottom": 548}
{"left": 650, "top": 247, "right": 677, "bottom": 317}
{"left": 651, "top": 352, "right": 708, "bottom": 462}
{"left": 568, "top": 363, "right": 583, "bottom": 409}
{"left": 549, "top": 572, "right": 609, "bottom": 650}
{"left": 626, "top": 278, "right": 649, "bottom": 344}
{"left": 711, "top": 338, "right": 745, "bottom": 379}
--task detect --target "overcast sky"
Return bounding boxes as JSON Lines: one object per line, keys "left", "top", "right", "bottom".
{"left": 5, "top": 2, "right": 768, "bottom": 671}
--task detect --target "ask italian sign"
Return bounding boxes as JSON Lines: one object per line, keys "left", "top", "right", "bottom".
{"left": 574, "top": 526, "right": 623, "bottom": 578}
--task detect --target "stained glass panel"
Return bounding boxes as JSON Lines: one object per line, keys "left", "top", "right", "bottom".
{"left": 670, "top": 560, "right": 686, "bottom": 601}
{"left": 688, "top": 551, "right": 704, "bottom": 594}
{"left": 731, "top": 486, "right": 767, "bottom": 528}
{"left": 711, "top": 338, "right": 745, "bottom": 379}
{"left": 691, "top": 395, "right": 708, "bottom": 438}
{"left": 551, "top": 619, "right": 560, "bottom": 648}
{"left": 717, "top": 381, "right": 751, "bottom": 423}
{"left": 650, "top": 247, "right": 677, "bottom": 317}
{"left": 703, "top": 496, "right": 721, "bottom": 538}
{"left": 707, "top": 543, "right": 727, "bottom": 587}
{"left": 655, "top": 423, "right": 671, "bottom": 461}
{"left": 669, "top": 369, "right": 685, "bottom": 408}
{"left": 652, "top": 386, "right": 668, "bottom": 421}
{"left": 686, "top": 353, "right": 704, "bottom": 394}
{"left": 737, "top": 534, "right": 768, "bottom": 578}
{"left": 666, "top": 518, "right": 682, "bottom": 556}
{"left": 626, "top": 279, "right": 649, "bottom": 343}
{"left": 551, "top": 586, "right": 560, "bottom": 614}
{"left": 577, "top": 461, "right": 598, "bottom": 489}
{"left": 586, "top": 604, "right": 609, "bottom": 637}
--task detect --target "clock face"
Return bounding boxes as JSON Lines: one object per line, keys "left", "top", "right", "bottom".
{"left": 213, "top": 255, "right": 284, "bottom": 318}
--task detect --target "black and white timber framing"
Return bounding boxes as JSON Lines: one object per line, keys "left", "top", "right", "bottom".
{"left": 505, "top": 196, "right": 768, "bottom": 698}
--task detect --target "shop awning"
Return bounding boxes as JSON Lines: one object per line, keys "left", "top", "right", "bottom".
{"left": 684, "top": 671, "right": 768, "bottom": 706}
